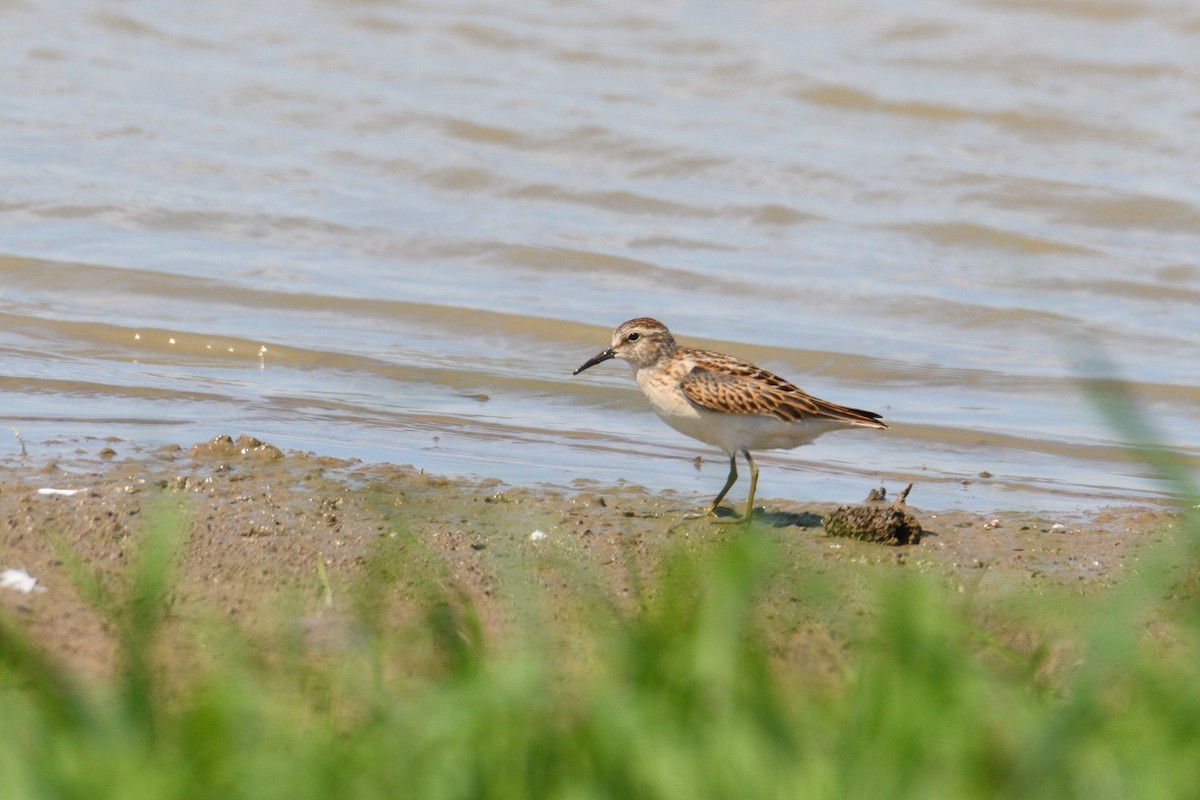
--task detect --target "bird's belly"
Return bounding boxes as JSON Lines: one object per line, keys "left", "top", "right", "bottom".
{"left": 693, "top": 410, "right": 844, "bottom": 453}
{"left": 654, "top": 404, "right": 724, "bottom": 449}
{"left": 649, "top": 400, "right": 849, "bottom": 455}
{"left": 639, "top": 388, "right": 719, "bottom": 445}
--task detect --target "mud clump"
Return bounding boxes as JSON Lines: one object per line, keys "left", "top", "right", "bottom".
{"left": 824, "top": 484, "right": 923, "bottom": 545}
{"left": 190, "top": 434, "right": 284, "bottom": 461}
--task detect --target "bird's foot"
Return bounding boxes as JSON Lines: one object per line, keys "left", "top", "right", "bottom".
{"left": 682, "top": 504, "right": 748, "bottom": 523}
{"left": 722, "top": 505, "right": 759, "bottom": 525}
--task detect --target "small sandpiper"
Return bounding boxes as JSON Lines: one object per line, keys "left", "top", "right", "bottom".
{"left": 573, "top": 317, "right": 886, "bottom": 519}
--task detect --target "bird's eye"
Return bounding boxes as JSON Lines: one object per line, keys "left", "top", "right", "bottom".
{"left": 627, "top": 332, "right": 640, "bottom": 341}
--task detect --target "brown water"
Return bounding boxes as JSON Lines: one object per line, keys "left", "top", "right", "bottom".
{"left": 2, "top": 0, "right": 1198, "bottom": 512}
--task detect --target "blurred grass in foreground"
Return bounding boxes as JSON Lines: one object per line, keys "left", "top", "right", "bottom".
{"left": 1, "top": 381, "right": 1198, "bottom": 799}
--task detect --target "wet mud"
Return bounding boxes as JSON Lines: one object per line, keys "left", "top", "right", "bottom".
{"left": 0, "top": 435, "right": 1180, "bottom": 678}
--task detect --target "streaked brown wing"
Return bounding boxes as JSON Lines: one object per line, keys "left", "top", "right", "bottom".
{"left": 680, "top": 356, "right": 884, "bottom": 426}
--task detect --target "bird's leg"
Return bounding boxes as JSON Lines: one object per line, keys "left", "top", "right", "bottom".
{"left": 700, "top": 453, "right": 739, "bottom": 516}
{"left": 741, "top": 449, "right": 759, "bottom": 520}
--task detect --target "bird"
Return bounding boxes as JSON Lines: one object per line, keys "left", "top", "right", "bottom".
{"left": 573, "top": 317, "right": 886, "bottom": 519}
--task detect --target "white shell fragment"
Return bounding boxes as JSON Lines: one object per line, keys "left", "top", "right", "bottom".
{"left": 1, "top": 568, "right": 40, "bottom": 594}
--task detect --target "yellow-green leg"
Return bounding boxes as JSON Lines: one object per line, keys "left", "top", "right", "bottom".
{"left": 702, "top": 453, "right": 739, "bottom": 515}
{"left": 741, "top": 450, "right": 759, "bottom": 519}
{"left": 702, "top": 450, "right": 758, "bottom": 520}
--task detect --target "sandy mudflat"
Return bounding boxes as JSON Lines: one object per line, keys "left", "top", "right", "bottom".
{"left": 0, "top": 435, "right": 1179, "bottom": 678}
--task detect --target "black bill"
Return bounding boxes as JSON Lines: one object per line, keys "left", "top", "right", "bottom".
{"left": 573, "top": 348, "right": 615, "bottom": 375}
